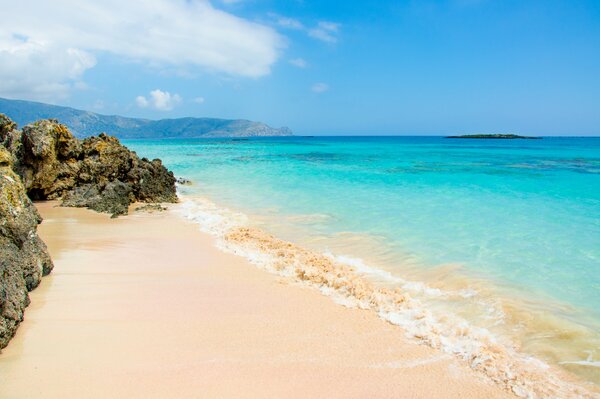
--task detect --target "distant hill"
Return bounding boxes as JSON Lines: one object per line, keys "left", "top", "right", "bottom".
{"left": 446, "top": 134, "right": 541, "bottom": 139}
{"left": 0, "top": 97, "right": 292, "bottom": 139}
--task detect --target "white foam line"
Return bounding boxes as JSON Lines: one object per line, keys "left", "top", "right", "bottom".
{"left": 561, "top": 352, "right": 600, "bottom": 368}
{"left": 324, "top": 251, "right": 481, "bottom": 301}
{"left": 173, "top": 195, "right": 599, "bottom": 399}
{"left": 561, "top": 361, "right": 600, "bottom": 368}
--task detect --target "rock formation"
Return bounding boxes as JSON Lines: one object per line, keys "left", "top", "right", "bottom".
{"left": 0, "top": 145, "right": 53, "bottom": 349}
{"left": 0, "top": 113, "right": 177, "bottom": 349}
{"left": 1, "top": 115, "right": 177, "bottom": 217}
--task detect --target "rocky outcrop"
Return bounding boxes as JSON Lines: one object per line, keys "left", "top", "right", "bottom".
{"left": 0, "top": 113, "right": 177, "bottom": 349}
{"left": 0, "top": 146, "right": 53, "bottom": 349}
{"left": 1, "top": 115, "right": 177, "bottom": 217}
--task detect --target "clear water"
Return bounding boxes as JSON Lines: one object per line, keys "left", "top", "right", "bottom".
{"left": 125, "top": 136, "right": 600, "bottom": 380}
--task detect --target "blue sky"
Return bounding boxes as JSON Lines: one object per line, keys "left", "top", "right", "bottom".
{"left": 1, "top": 0, "right": 599, "bottom": 135}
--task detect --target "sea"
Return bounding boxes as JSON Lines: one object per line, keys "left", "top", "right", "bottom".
{"left": 126, "top": 135, "right": 600, "bottom": 395}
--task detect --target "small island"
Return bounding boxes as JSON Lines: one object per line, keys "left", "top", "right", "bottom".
{"left": 446, "top": 134, "right": 542, "bottom": 139}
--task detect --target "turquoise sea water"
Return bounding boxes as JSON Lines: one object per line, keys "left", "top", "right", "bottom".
{"left": 126, "top": 136, "right": 600, "bottom": 382}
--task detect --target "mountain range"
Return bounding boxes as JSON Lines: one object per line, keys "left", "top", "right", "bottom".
{"left": 0, "top": 98, "right": 292, "bottom": 139}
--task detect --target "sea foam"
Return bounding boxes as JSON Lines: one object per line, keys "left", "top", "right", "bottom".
{"left": 176, "top": 195, "right": 599, "bottom": 399}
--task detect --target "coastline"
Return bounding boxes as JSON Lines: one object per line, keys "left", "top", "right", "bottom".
{"left": 177, "top": 195, "right": 600, "bottom": 398}
{"left": 0, "top": 201, "right": 514, "bottom": 399}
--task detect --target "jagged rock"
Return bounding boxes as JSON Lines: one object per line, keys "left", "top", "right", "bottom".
{"left": 17, "top": 120, "right": 81, "bottom": 199}
{"left": 0, "top": 146, "right": 53, "bottom": 349}
{"left": 0, "top": 113, "right": 177, "bottom": 349}
{"left": 135, "top": 204, "right": 168, "bottom": 213}
{"left": 62, "top": 181, "right": 132, "bottom": 218}
{"left": 176, "top": 177, "right": 192, "bottom": 185}
{"left": 1, "top": 115, "right": 177, "bottom": 217}
{"left": 0, "top": 114, "right": 16, "bottom": 139}
{"left": 0, "top": 114, "right": 177, "bottom": 350}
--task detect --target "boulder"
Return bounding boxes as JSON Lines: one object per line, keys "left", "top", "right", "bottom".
{"left": 62, "top": 181, "right": 132, "bottom": 218}
{"left": 134, "top": 203, "right": 168, "bottom": 213}
{"left": 176, "top": 177, "right": 192, "bottom": 186}
{"left": 0, "top": 146, "right": 53, "bottom": 349}
{"left": 1, "top": 115, "right": 177, "bottom": 217}
{"left": 0, "top": 113, "right": 177, "bottom": 349}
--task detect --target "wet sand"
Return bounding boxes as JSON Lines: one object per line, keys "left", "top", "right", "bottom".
{"left": 0, "top": 202, "right": 514, "bottom": 398}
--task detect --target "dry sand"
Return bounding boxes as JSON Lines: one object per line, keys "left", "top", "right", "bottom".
{"left": 0, "top": 202, "right": 515, "bottom": 398}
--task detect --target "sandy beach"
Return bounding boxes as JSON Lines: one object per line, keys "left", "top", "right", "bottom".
{"left": 0, "top": 201, "right": 515, "bottom": 399}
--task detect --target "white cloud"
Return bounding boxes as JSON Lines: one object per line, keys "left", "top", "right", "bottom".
{"left": 289, "top": 58, "right": 307, "bottom": 68}
{"left": 309, "top": 21, "right": 341, "bottom": 43}
{"left": 0, "top": 0, "right": 284, "bottom": 101}
{"left": 311, "top": 83, "right": 329, "bottom": 93}
{"left": 135, "top": 96, "right": 149, "bottom": 108}
{"left": 269, "top": 13, "right": 304, "bottom": 30}
{"left": 194, "top": 96, "right": 206, "bottom": 104}
{"left": 136, "top": 89, "right": 182, "bottom": 111}
{"left": 0, "top": 35, "right": 96, "bottom": 102}
{"left": 270, "top": 14, "right": 341, "bottom": 45}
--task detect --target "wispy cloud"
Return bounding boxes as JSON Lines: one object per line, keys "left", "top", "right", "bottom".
{"left": 309, "top": 21, "right": 341, "bottom": 44}
{"left": 270, "top": 14, "right": 341, "bottom": 44}
{"left": 270, "top": 13, "right": 305, "bottom": 30}
{"left": 194, "top": 96, "right": 206, "bottom": 104}
{"left": 0, "top": 35, "right": 96, "bottom": 102}
{"left": 0, "top": 0, "right": 284, "bottom": 101}
{"left": 311, "top": 83, "right": 329, "bottom": 93}
{"left": 289, "top": 58, "right": 308, "bottom": 68}
{"left": 136, "top": 89, "right": 182, "bottom": 111}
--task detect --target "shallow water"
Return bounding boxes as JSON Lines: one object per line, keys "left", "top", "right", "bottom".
{"left": 126, "top": 136, "right": 600, "bottom": 387}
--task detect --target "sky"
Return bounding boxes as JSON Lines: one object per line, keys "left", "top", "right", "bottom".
{"left": 0, "top": 0, "right": 599, "bottom": 136}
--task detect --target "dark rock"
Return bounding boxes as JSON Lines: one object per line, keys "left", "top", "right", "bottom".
{"left": 0, "top": 115, "right": 177, "bottom": 217}
{"left": 176, "top": 177, "right": 192, "bottom": 185}
{"left": 446, "top": 134, "right": 542, "bottom": 139}
{"left": 0, "top": 113, "right": 177, "bottom": 350}
{"left": 62, "top": 181, "right": 132, "bottom": 218}
{"left": 0, "top": 146, "right": 53, "bottom": 349}
{"left": 0, "top": 113, "right": 178, "bottom": 349}
{"left": 135, "top": 204, "right": 168, "bottom": 213}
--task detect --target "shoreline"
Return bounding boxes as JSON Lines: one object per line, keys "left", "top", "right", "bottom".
{"left": 176, "top": 195, "right": 600, "bottom": 398}
{"left": 0, "top": 201, "right": 515, "bottom": 398}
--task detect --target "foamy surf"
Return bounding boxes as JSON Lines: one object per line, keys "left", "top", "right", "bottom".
{"left": 175, "top": 195, "right": 599, "bottom": 399}
{"left": 561, "top": 352, "right": 600, "bottom": 368}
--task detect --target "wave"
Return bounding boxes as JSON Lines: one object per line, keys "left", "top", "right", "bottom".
{"left": 176, "top": 196, "right": 599, "bottom": 399}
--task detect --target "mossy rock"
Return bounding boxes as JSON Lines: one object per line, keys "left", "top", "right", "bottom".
{"left": 0, "top": 146, "right": 12, "bottom": 167}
